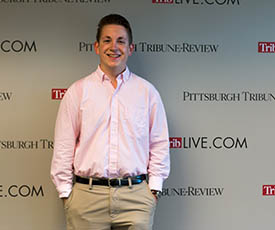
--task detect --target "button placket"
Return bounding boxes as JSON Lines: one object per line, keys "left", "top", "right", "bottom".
{"left": 108, "top": 78, "right": 123, "bottom": 177}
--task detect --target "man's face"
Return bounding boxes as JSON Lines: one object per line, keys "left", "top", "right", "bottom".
{"left": 94, "top": 24, "right": 134, "bottom": 76}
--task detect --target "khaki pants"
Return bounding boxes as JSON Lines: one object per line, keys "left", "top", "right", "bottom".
{"left": 64, "top": 181, "right": 157, "bottom": 230}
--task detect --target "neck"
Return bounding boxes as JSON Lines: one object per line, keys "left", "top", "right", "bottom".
{"left": 99, "top": 65, "right": 126, "bottom": 81}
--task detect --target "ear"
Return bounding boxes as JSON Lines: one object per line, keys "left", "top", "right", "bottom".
{"left": 128, "top": 43, "right": 135, "bottom": 56}
{"left": 94, "top": 41, "right": 100, "bottom": 55}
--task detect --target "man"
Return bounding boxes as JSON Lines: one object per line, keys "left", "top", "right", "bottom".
{"left": 51, "top": 14, "right": 170, "bottom": 230}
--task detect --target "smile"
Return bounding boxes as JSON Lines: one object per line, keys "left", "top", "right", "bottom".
{"left": 107, "top": 54, "right": 121, "bottom": 58}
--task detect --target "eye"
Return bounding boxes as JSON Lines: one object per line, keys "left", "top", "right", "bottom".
{"left": 103, "top": 39, "right": 110, "bottom": 43}
{"left": 118, "top": 40, "right": 126, "bottom": 44}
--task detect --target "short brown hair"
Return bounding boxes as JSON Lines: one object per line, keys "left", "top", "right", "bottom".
{"left": 96, "top": 14, "right": 133, "bottom": 44}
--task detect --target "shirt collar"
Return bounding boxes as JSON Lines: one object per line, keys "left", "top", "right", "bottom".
{"left": 95, "top": 65, "right": 131, "bottom": 83}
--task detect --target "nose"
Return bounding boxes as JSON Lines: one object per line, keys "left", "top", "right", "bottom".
{"left": 110, "top": 41, "right": 118, "bottom": 50}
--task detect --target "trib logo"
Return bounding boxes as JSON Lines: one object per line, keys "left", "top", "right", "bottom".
{"left": 258, "top": 42, "right": 275, "bottom": 53}
{"left": 152, "top": 0, "right": 173, "bottom": 3}
{"left": 263, "top": 185, "right": 275, "bottom": 196}
{"left": 52, "top": 89, "right": 67, "bottom": 100}
{"left": 169, "top": 137, "right": 182, "bottom": 148}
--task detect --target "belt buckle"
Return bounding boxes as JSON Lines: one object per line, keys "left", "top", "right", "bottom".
{"left": 108, "top": 178, "right": 122, "bottom": 187}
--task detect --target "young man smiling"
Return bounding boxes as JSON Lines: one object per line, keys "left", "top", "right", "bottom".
{"left": 51, "top": 14, "right": 170, "bottom": 230}
{"left": 94, "top": 23, "right": 134, "bottom": 88}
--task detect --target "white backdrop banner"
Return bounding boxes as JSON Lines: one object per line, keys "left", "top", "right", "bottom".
{"left": 1, "top": 0, "right": 275, "bottom": 229}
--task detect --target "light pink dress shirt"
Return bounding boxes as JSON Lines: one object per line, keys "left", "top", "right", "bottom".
{"left": 51, "top": 66, "right": 170, "bottom": 198}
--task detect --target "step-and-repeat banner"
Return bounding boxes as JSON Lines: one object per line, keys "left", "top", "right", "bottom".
{"left": 1, "top": 0, "right": 275, "bottom": 229}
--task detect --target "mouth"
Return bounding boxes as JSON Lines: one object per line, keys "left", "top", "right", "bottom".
{"left": 107, "top": 53, "right": 121, "bottom": 58}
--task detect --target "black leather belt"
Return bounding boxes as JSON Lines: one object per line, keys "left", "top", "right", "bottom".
{"left": 75, "top": 174, "right": 147, "bottom": 187}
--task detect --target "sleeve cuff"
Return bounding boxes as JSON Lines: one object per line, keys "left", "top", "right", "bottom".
{"left": 148, "top": 176, "right": 163, "bottom": 191}
{"left": 57, "top": 183, "right": 73, "bottom": 198}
